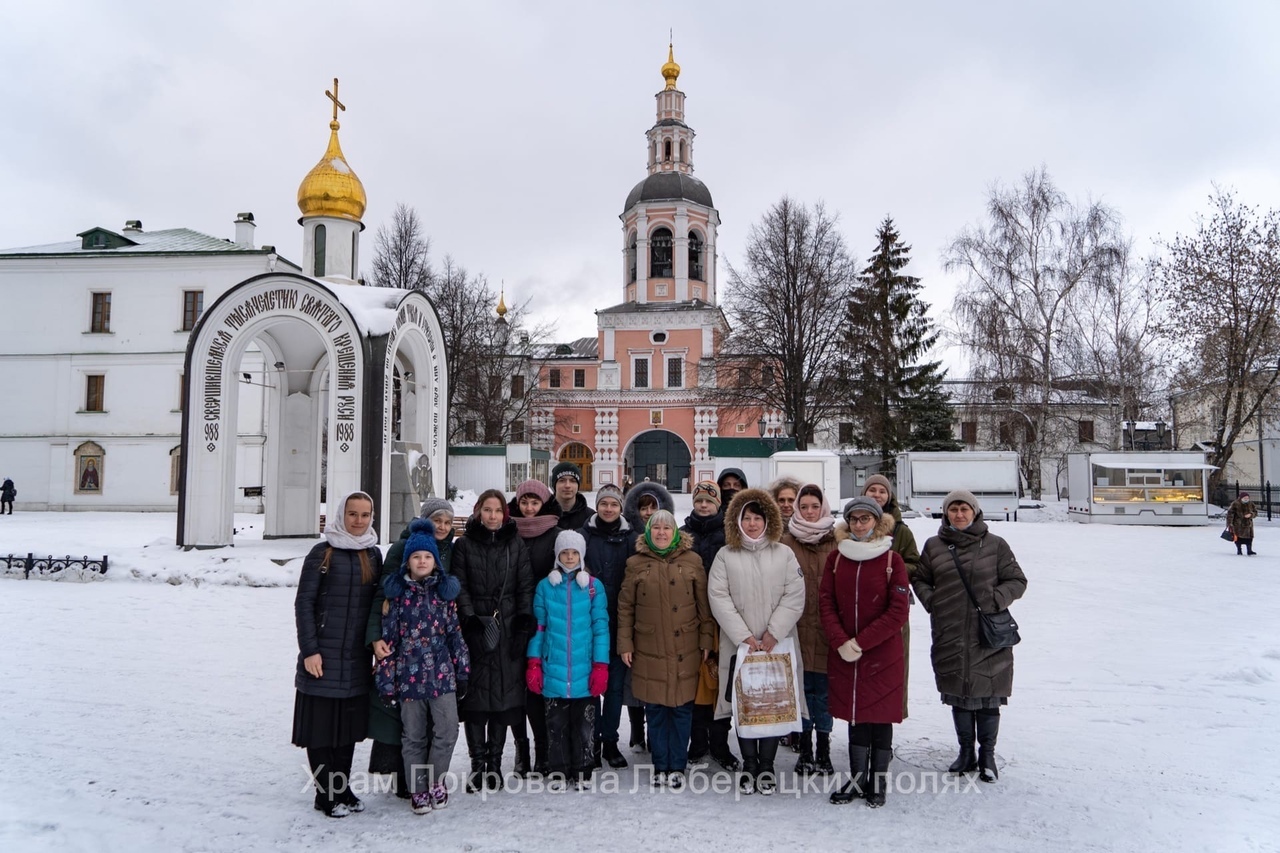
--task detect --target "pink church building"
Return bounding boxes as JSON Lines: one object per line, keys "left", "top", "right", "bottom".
{"left": 533, "top": 48, "right": 772, "bottom": 492}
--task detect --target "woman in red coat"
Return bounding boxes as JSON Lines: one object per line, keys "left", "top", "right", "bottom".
{"left": 820, "top": 496, "right": 911, "bottom": 808}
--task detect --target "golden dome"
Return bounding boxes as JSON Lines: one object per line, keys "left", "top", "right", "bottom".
{"left": 661, "top": 43, "right": 680, "bottom": 90}
{"left": 297, "top": 119, "right": 367, "bottom": 221}
{"left": 496, "top": 288, "right": 508, "bottom": 319}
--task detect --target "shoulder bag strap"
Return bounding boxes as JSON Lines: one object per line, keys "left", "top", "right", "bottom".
{"left": 947, "top": 544, "right": 985, "bottom": 614}
{"left": 494, "top": 552, "right": 509, "bottom": 619}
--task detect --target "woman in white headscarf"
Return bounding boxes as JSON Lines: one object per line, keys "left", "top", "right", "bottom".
{"left": 293, "top": 490, "right": 383, "bottom": 818}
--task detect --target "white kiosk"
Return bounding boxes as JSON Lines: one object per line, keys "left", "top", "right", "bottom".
{"left": 1067, "top": 451, "right": 1216, "bottom": 525}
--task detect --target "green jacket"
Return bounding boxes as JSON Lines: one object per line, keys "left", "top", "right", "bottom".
{"left": 887, "top": 499, "right": 921, "bottom": 578}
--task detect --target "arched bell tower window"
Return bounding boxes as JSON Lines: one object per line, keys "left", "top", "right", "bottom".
{"left": 689, "top": 231, "right": 704, "bottom": 281}
{"left": 664, "top": 140, "right": 672, "bottom": 162}
{"left": 650, "top": 228, "right": 673, "bottom": 278}
{"left": 313, "top": 224, "right": 326, "bottom": 277}
{"left": 650, "top": 141, "right": 657, "bottom": 168}
{"left": 679, "top": 139, "right": 687, "bottom": 163}
{"left": 628, "top": 232, "right": 638, "bottom": 283}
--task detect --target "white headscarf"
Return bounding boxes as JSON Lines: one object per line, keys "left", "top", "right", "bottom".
{"left": 325, "top": 490, "right": 379, "bottom": 550}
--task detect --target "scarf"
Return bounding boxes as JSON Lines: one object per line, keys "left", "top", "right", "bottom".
{"left": 325, "top": 490, "right": 379, "bottom": 550}
{"left": 514, "top": 513, "right": 559, "bottom": 540}
{"left": 644, "top": 526, "right": 681, "bottom": 558}
{"left": 788, "top": 513, "right": 835, "bottom": 545}
{"left": 837, "top": 536, "right": 892, "bottom": 562}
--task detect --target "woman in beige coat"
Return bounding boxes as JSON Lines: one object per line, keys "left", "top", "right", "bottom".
{"left": 708, "top": 489, "right": 807, "bottom": 796}
{"left": 617, "top": 510, "right": 714, "bottom": 789}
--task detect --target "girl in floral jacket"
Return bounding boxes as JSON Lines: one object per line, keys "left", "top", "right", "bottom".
{"left": 378, "top": 528, "right": 471, "bottom": 814}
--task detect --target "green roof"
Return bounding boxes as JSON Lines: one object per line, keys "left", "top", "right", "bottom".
{"left": 708, "top": 436, "right": 797, "bottom": 458}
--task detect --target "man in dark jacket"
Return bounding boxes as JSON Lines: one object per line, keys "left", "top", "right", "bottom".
{"left": 551, "top": 462, "right": 591, "bottom": 530}
{"left": 717, "top": 468, "right": 748, "bottom": 507}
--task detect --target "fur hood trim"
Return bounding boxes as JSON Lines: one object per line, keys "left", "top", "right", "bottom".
{"left": 723, "top": 488, "right": 784, "bottom": 550}
{"left": 634, "top": 528, "right": 694, "bottom": 558}
{"left": 623, "top": 481, "right": 675, "bottom": 528}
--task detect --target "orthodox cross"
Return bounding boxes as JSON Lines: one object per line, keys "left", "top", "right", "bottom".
{"left": 325, "top": 78, "right": 345, "bottom": 122}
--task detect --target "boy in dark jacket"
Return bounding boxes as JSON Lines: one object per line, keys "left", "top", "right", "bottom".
{"left": 378, "top": 528, "right": 470, "bottom": 814}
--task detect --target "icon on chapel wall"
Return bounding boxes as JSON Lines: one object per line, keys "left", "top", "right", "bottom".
{"left": 650, "top": 409, "right": 664, "bottom": 426}
{"left": 74, "top": 443, "right": 104, "bottom": 494}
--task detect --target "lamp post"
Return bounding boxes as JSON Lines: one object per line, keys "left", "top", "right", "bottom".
{"left": 757, "top": 417, "right": 794, "bottom": 453}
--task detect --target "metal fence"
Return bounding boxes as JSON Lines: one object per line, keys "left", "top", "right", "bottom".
{"left": 1, "top": 554, "right": 109, "bottom": 579}
{"left": 1211, "top": 482, "right": 1274, "bottom": 521}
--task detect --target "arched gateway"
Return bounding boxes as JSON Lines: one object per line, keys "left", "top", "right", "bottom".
{"left": 178, "top": 273, "right": 447, "bottom": 547}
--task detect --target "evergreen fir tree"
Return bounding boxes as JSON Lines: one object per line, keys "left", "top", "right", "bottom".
{"left": 846, "top": 217, "right": 956, "bottom": 462}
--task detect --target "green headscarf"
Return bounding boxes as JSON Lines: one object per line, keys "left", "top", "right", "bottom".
{"left": 644, "top": 511, "right": 681, "bottom": 558}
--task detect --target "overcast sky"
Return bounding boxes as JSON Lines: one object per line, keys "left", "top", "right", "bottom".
{"left": 4, "top": 1, "right": 1279, "bottom": 364}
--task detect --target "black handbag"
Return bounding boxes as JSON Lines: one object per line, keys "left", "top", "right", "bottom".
{"left": 1220, "top": 527, "right": 1236, "bottom": 542}
{"left": 475, "top": 554, "right": 509, "bottom": 653}
{"left": 948, "top": 545, "right": 1021, "bottom": 649}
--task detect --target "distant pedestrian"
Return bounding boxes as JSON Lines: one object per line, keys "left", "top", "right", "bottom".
{"left": 0, "top": 477, "right": 14, "bottom": 514}
{"left": 1227, "top": 493, "right": 1258, "bottom": 556}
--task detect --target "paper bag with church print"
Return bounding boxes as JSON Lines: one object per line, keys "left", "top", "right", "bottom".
{"left": 730, "top": 637, "right": 803, "bottom": 738}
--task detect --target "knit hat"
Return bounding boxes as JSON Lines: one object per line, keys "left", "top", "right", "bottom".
{"left": 419, "top": 496, "right": 453, "bottom": 519}
{"left": 1241, "top": 492, "right": 1251, "bottom": 499}
{"left": 861, "top": 474, "right": 894, "bottom": 497}
{"left": 402, "top": 517, "right": 444, "bottom": 571}
{"left": 595, "top": 483, "right": 624, "bottom": 508}
{"left": 515, "top": 479, "right": 553, "bottom": 502}
{"left": 551, "top": 461, "right": 582, "bottom": 484}
{"left": 549, "top": 529, "right": 591, "bottom": 588}
{"left": 691, "top": 480, "right": 722, "bottom": 509}
{"left": 842, "top": 496, "right": 883, "bottom": 521}
{"left": 943, "top": 489, "right": 981, "bottom": 513}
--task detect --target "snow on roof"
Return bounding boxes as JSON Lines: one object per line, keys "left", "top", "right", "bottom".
{"left": 328, "top": 283, "right": 410, "bottom": 337}
{"left": 0, "top": 227, "right": 269, "bottom": 256}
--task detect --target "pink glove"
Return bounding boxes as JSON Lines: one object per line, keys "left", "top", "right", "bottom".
{"left": 526, "top": 658, "right": 543, "bottom": 694}
{"left": 588, "top": 662, "right": 609, "bottom": 696}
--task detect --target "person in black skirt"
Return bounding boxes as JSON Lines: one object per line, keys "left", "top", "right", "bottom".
{"left": 293, "top": 490, "right": 383, "bottom": 818}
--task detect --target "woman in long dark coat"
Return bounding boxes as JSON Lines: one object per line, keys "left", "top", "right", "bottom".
{"left": 452, "top": 488, "right": 535, "bottom": 792}
{"left": 914, "top": 489, "right": 1028, "bottom": 783}
{"left": 293, "top": 490, "right": 382, "bottom": 818}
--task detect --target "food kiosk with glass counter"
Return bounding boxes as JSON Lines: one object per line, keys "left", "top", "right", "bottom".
{"left": 1067, "top": 452, "right": 1217, "bottom": 525}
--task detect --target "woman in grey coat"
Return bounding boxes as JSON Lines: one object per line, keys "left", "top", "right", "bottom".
{"left": 914, "top": 489, "right": 1027, "bottom": 783}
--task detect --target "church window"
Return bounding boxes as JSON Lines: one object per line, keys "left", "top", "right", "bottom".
{"left": 549, "top": 368, "right": 562, "bottom": 388}
{"left": 737, "top": 365, "right": 752, "bottom": 386}
{"left": 650, "top": 140, "right": 657, "bottom": 168}
{"left": 182, "top": 291, "right": 204, "bottom": 331}
{"left": 574, "top": 368, "right": 586, "bottom": 388}
{"left": 85, "top": 375, "right": 105, "bottom": 412}
{"left": 679, "top": 140, "right": 687, "bottom": 163}
{"left": 628, "top": 233, "right": 638, "bottom": 283}
{"left": 838, "top": 422, "right": 854, "bottom": 444}
{"left": 313, "top": 224, "right": 326, "bottom": 277}
{"left": 650, "top": 228, "right": 673, "bottom": 278}
{"left": 762, "top": 364, "right": 775, "bottom": 387}
{"left": 667, "top": 357, "right": 683, "bottom": 389}
{"left": 1078, "top": 420, "right": 1095, "bottom": 443}
{"left": 689, "top": 232, "right": 704, "bottom": 281}
{"left": 664, "top": 140, "right": 672, "bottom": 161}
{"left": 511, "top": 420, "right": 527, "bottom": 443}
{"left": 511, "top": 375, "right": 525, "bottom": 398}
{"left": 90, "top": 292, "right": 111, "bottom": 333}
{"left": 961, "top": 421, "right": 978, "bottom": 445}
{"left": 488, "top": 374, "right": 502, "bottom": 397}
{"left": 634, "top": 357, "right": 650, "bottom": 389}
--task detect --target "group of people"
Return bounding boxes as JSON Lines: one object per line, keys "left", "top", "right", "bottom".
{"left": 292, "top": 465, "right": 1028, "bottom": 817}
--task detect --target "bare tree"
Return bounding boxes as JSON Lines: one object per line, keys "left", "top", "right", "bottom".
{"left": 1154, "top": 188, "right": 1280, "bottom": 491}
{"left": 719, "top": 197, "right": 857, "bottom": 450}
{"left": 946, "top": 167, "right": 1125, "bottom": 496}
{"left": 371, "top": 202, "right": 433, "bottom": 290}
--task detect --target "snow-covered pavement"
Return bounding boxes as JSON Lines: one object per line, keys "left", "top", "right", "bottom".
{"left": 1, "top": 510, "right": 1278, "bottom": 852}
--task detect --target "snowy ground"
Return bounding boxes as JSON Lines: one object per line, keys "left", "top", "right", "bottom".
{"left": 2, "top": 506, "right": 1279, "bottom": 852}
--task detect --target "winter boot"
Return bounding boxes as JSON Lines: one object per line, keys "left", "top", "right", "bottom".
{"left": 830, "top": 744, "right": 870, "bottom": 804}
{"left": 602, "top": 740, "right": 628, "bottom": 769}
{"left": 866, "top": 747, "right": 893, "bottom": 808}
{"left": 512, "top": 736, "right": 532, "bottom": 778}
{"left": 756, "top": 737, "right": 780, "bottom": 796}
{"left": 976, "top": 710, "right": 1000, "bottom": 783}
{"left": 794, "top": 728, "right": 816, "bottom": 776}
{"left": 948, "top": 709, "right": 978, "bottom": 774}
{"left": 628, "top": 706, "right": 648, "bottom": 752}
{"left": 710, "top": 718, "right": 740, "bottom": 771}
{"left": 814, "top": 732, "right": 835, "bottom": 776}
{"left": 464, "top": 722, "right": 487, "bottom": 794}
{"left": 484, "top": 724, "right": 508, "bottom": 791}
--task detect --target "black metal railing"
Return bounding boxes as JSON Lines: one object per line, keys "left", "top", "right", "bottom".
{"left": 1, "top": 554, "right": 109, "bottom": 579}
{"left": 1212, "top": 482, "right": 1274, "bottom": 521}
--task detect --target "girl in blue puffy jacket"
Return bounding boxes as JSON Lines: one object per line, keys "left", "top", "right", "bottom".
{"left": 526, "top": 529, "right": 610, "bottom": 788}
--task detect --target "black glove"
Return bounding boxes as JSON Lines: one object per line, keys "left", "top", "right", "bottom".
{"left": 456, "top": 679, "right": 469, "bottom": 700}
